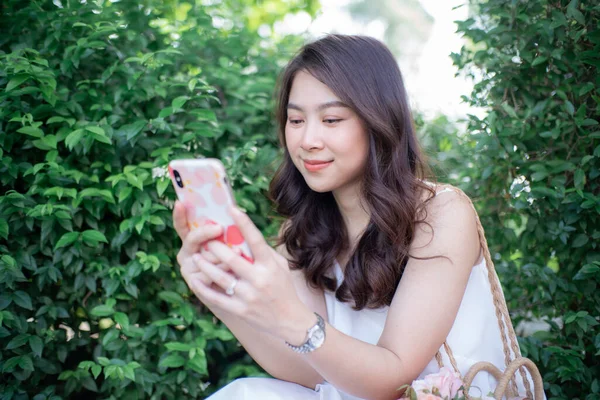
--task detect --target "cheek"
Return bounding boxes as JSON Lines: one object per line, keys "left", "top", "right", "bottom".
{"left": 284, "top": 129, "right": 300, "bottom": 154}
{"left": 337, "top": 126, "right": 369, "bottom": 160}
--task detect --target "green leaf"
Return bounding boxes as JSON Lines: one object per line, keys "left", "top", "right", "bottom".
{"left": 42, "top": 134, "right": 58, "bottom": 148}
{"left": 17, "top": 126, "right": 44, "bottom": 138}
{"left": 91, "top": 364, "right": 102, "bottom": 379}
{"left": 114, "top": 312, "right": 130, "bottom": 330}
{"left": 572, "top": 234, "right": 589, "bottom": 248}
{"left": 501, "top": 103, "right": 517, "bottom": 119}
{"left": 172, "top": 96, "right": 189, "bottom": 111}
{"left": 157, "top": 178, "right": 170, "bottom": 197}
{"left": 0, "top": 294, "right": 12, "bottom": 310}
{"left": 159, "top": 107, "right": 173, "bottom": 118}
{"left": 117, "top": 120, "right": 147, "bottom": 140}
{"left": 29, "top": 336, "right": 43, "bottom": 357}
{"left": 188, "top": 78, "right": 198, "bottom": 91}
{"left": 13, "top": 291, "right": 33, "bottom": 310}
{"left": 82, "top": 230, "right": 108, "bottom": 245}
{"left": 97, "top": 357, "right": 110, "bottom": 366}
{"left": 187, "top": 353, "right": 207, "bottom": 375}
{"left": 149, "top": 215, "right": 164, "bottom": 225}
{"left": 565, "top": 101, "right": 575, "bottom": 116}
{"left": 531, "top": 56, "right": 548, "bottom": 66}
{"left": 85, "top": 126, "right": 111, "bottom": 145}
{"left": 90, "top": 305, "right": 114, "bottom": 317}
{"left": 55, "top": 232, "right": 79, "bottom": 250}
{"left": 159, "top": 354, "right": 186, "bottom": 368}
{"left": 574, "top": 169, "right": 586, "bottom": 190}
{"left": 574, "top": 263, "right": 600, "bottom": 280}
{"left": 531, "top": 171, "right": 548, "bottom": 182}
{"left": 158, "top": 291, "right": 184, "bottom": 305}
{"left": 566, "top": 0, "right": 585, "bottom": 24}
{"left": 118, "top": 186, "right": 132, "bottom": 203}
{"left": 65, "top": 129, "right": 85, "bottom": 150}
{"left": 85, "top": 126, "right": 104, "bottom": 135}
{"left": 78, "top": 188, "right": 115, "bottom": 203}
{"left": 582, "top": 119, "right": 598, "bottom": 126}
{"left": 102, "top": 329, "right": 119, "bottom": 347}
{"left": 0, "top": 218, "right": 8, "bottom": 240}
{"left": 46, "top": 116, "right": 65, "bottom": 124}
{"left": 189, "top": 109, "right": 217, "bottom": 122}
{"left": 19, "top": 355, "right": 34, "bottom": 371}
{"left": 125, "top": 173, "right": 144, "bottom": 190}
{"left": 2, "top": 356, "right": 21, "bottom": 372}
{"left": 92, "top": 133, "right": 112, "bottom": 145}
{"left": 6, "top": 334, "right": 30, "bottom": 349}
{"left": 6, "top": 74, "right": 30, "bottom": 92}
{"left": 165, "top": 342, "right": 193, "bottom": 352}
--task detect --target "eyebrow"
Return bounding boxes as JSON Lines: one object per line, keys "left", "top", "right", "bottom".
{"left": 287, "top": 100, "right": 349, "bottom": 112}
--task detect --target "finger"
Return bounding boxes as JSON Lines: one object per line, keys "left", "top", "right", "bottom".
{"left": 206, "top": 240, "right": 254, "bottom": 282}
{"left": 190, "top": 266, "right": 246, "bottom": 315}
{"left": 186, "top": 269, "right": 213, "bottom": 288}
{"left": 180, "top": 225, "right": 223, "bottom": 256}
{"left": 193, "top": 255, "right": 248, "bottom": 299}
{"left": 228, "top": 207, "right": 269, "bottom": 261}
{"left": 173, "top": 201, "right": 190, "bottom": 240}
{"left": 200, "top": 247, "right": 221, "bottom": 264}
{"left": 180, "top": 254, "right": 210, "bottom": 283}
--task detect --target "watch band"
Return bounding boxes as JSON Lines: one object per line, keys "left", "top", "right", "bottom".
{"left": 284, "top": 312, "right": 326, "bottom": 354}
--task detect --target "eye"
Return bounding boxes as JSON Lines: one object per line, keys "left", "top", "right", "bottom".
{"left": 288, "top": 119, "right": 304, "bottom": 125}
{"left": 323, "top": 119, "right": 342, "bottom": 124}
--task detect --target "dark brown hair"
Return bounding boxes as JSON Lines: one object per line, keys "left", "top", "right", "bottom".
{"left": 269, "top": 34, "right": 437, "bottom": 310}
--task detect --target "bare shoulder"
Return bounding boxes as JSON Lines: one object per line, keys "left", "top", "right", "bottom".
{"left": 412, "top": 183, "right": 481, "bottom": 267}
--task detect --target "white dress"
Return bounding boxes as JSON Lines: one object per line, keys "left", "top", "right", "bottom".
{"left": 205, "top": 187, "right": 540, "bottom": 400}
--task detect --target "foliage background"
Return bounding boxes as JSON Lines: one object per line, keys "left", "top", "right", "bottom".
{"left": 442, "top": 1, "right": 599, "bottom": 399}
{"left": 0, "top": 0, "right": 598, "bottom": 399}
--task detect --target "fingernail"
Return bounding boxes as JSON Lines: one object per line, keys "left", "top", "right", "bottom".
{"left": 230, "top": 206, "right": 242, "bottom": 216}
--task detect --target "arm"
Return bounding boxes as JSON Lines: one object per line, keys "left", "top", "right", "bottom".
{"left": 282, "top": 190, "right": 481, "bottom": 400}
{"left": 211, "top": 304, "right": 324, "bottom": 389}
{"left": 173, "top": 202, "right": 324, "bottom": 389}
{"left": 211, "top": 223, "right": 326, "bottom": 389}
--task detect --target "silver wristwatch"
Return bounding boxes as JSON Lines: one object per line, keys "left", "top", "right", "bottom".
{"left": 285, "top": 312, "right": 326, "bottom": 354}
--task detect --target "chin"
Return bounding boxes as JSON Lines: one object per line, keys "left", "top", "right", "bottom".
{"left": 303, "top": 178, "right": 336, "bottom": 193}
{"left": 307, "top": 185, "right": 332, "bottom": 193}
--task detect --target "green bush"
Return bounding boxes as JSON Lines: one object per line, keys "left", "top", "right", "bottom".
{"left": 0, "top": 0, "right": 316, "bottom": 398}
{"left": 449, "top": 1, "right": 600, "bottom": 398}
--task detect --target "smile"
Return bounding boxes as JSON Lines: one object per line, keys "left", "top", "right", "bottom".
{"left": 303, "top": 160, "right": 333, "bottom": 172}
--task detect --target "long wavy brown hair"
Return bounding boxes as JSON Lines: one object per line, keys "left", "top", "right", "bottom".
{"left": 269, "top": 34, "right": 439, "bottom": 310}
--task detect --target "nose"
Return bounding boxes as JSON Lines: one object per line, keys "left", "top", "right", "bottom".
{"left": 300, "top": 119, "right": 324, "bottom": 151}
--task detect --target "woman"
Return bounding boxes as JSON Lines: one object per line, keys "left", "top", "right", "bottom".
{"left": 173, "top": 34, "right": 534, "bottom": 400}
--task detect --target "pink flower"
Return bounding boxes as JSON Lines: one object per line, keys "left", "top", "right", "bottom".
{"left": 410, "top": 368, "right": 464, "bottom": 399}
{"left": 427, "top": 367, "right": 464, "bottom": 398}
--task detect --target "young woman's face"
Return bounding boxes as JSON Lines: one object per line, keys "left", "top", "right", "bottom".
{"left": 285, "top": 70, "right": 369, "bottom": 194}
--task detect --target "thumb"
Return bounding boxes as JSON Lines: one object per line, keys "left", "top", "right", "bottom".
{"left": 173, "top": 200, "right": 190, "bottom": 240}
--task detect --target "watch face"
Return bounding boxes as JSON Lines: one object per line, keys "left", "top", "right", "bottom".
{"left": 309, "top": 328, "right": 325, "bottom": 347}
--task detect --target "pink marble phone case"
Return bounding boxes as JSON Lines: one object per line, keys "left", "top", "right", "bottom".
{"left": 168, "top": 158, "right": 254, "bottom": 263}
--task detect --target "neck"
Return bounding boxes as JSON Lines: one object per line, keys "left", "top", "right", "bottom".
{"left": 332, "top": 183, "right": 371, "bottom": 257}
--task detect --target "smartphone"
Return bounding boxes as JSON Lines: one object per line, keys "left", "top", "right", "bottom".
{"left": 168, "top": 158, "right": 254, "bottom": 263}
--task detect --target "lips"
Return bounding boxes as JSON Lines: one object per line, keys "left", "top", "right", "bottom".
{"left": 303, "top": 159, "right": 333, "bottom": 172}
{"left": 304, "top": 159, "right": 332, "bottom": 165}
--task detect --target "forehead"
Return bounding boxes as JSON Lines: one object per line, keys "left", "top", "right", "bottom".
{"left": 288, "top": 70, "right": 340, "bottom": 104}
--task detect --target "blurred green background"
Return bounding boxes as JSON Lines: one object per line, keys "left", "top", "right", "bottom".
{"left": 0, "top": 0, "right": 598, "bottom": 399}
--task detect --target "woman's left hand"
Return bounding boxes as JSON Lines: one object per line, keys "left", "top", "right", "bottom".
{"left": 191, "top": 207, "right": 312, "bottom": 343}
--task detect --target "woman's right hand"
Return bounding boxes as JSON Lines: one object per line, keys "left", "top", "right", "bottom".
{"left": 173, "top": 201, "right": 236, "bottom": 307}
